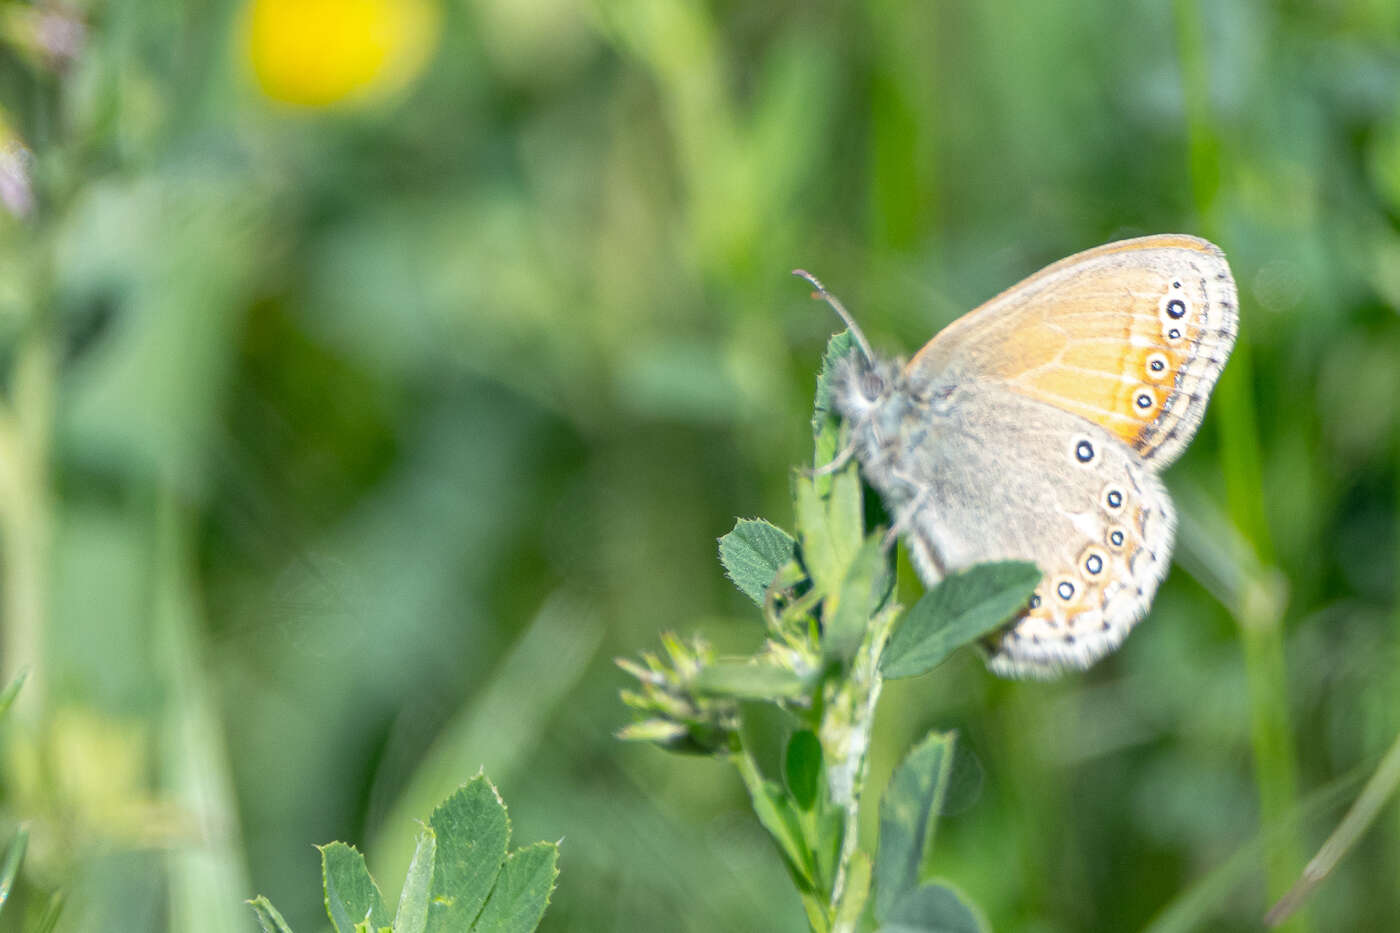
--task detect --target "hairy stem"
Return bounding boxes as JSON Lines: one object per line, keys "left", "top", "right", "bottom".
{"left": 825, "top": 606, "right": 896, "bottom": 931}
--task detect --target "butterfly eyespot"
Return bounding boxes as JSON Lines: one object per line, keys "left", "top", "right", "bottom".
{"left": 1102, "top": 487, "right": 1125, "bottom": 512}
{"left": 1107, "top": 528, "right": 1126, "bottom": 549}
{"left": 1146, "top": 352, "right": 1169, "bottom": 379}
{"left": 1082, "top": 550, "right": 1106, "bottom": 575}
{"left": 1167, "top": 327, "right": 1183, "bottom": 341}
{"left": 1028, "top": 593, "right": 1042, "bottom": 610}
{"left": 1165, "top": 298, "right": 1187, "bottom": 319}
{"left": 1073, "top": 439, "right": 1095, "bottom": 463}
{"left": 1055, "top": 579, "right": 1076, "bottom": 601}
{"left": 1134, "top": 389, "right": 1155, "bottom": 411}
{"left": 1172, "top": 280, "right": 1182, "bottom": 289}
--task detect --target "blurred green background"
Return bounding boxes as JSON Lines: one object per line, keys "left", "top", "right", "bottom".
{"left": 1, "top": 0, "right": 1399, "bottom": 930}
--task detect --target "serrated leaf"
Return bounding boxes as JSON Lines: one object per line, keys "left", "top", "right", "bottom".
{"left": 719, "top": 519, "right": 798, "bottom": 606}
{"left": 784, "top": 730, "right": 822, "bottom": 811}
{"left": 693, "top": 661, "right": 805, "bottom": 699}
{"left": 813, "top": 330, "right": 856, "bottom": 433}
{"left": 880, "top": 561, "right": 1040, "bottom": 679}
{"left": 878, "top": 882, "right": 986, "bottom": 933}
{"left": 874, "top": 732, "right": 956, "bottom": 922}
{"left": 248, "top": 896, "right": 297, "bottom": 933}
{"left": 425, "top": 777, "right": 510, "bottom": 933}
{"left": 471, "top": 842, "right": 559, "bottom": 933}
{"left": 320, "top": 843, "right": 390, "bottom": 933}
{"left": 824, "top": 534, "right": 890, "bottom": 663}
{"left": 394, "top": 826, "right": 437, "bottom": 933}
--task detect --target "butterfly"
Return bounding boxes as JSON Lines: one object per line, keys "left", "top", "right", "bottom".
{"left": 810, "top": 235, "right": 1237, "bottom": 678}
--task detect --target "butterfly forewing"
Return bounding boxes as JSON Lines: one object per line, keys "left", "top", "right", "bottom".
{"left": 907, "top": 234, "right": 1238, "bottom": 468}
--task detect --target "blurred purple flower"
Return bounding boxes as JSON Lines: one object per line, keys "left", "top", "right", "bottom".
{"left": 0, "top": 138, "right": 33, "bottom": 219}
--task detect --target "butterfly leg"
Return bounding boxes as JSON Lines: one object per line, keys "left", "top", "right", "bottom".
{"left": 881, "top": 481, "right": 931, "bottom": 551}
{"left": 812, "top": 437, "right": 857, "bottom": 477}
{"left": 879, "top": 472, "right": 949, "bottom": 586}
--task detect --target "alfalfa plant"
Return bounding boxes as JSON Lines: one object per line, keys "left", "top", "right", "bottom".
{"left": 618, "top": 333, "right": 1039, "bottom": 933}
{"left": 249, "top": 775, "right": 557, "bottom": 933}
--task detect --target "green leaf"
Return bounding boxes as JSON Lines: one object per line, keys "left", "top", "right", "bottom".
{"left": 784, "top": 730, "right": 823, "bottom": 811}
{"left": 812, "top": 330, "right": 858, "bottom": 467}
{"left": 749, "top": 778, "right": 815, "bottom": 889}
{"left": 31, "top": 890, "right": 65, "bottom": 933}
{"left": 878, "top": 883, "right": 986, "bottom": 933}
{"left": 719, "top": 519, "right": 798, "bottom": 606}
{"left": 793, "top": 466, "right": 864, "bottom": 598}
{"left": 394, "top": 826, "right": 437, "bottom": 933}
{"left": 874, "top": 732, "right": 957, "bottom": 922}
{"left": 880, "top": 561, "right": 1040, "bottom": 679}
{"left": 320, "top": 843, "right": 390, "bottom": 933}
{"left": 938, "top": 744, "right": 984, "bottom": 817}
{"left": 0, "top": 670, "right": 27, "bottom": 723}
{"left": 471, "top": 841, "right": 559, "bottom": 933}
{"left": 248, "top": 896, "right": 297, "bottom": 933}
{"left": 425, "top": 777, "right": 511, "bottom": 933}
{"left": 0, "top": 824, "right": 26, "bottom": 914}
{"left": 615, "top": 719, "right": 691, "bottom": 745}
{"left": 813, "top": 330, "right": 856, "bottom": 433}
{"left": 824, "top": 534, "right": 890, "bottom": 663}
{"left": 825, "top": 459, "right": 864, "bottom": 566}
{"left": 815, "top": 805, "right": 845, "bottom": 895}
{"left": 693, "top": 661, "right": 805, "bottom": 699}
{"left": 740, "top": 700, "right": 799, "bottom": 784}
{"left": 794, "top": 473, "right": 838, "bottom": 591}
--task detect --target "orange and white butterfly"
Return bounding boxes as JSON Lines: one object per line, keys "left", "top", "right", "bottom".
{"left": 819, "top": 235, "right": 1237, "bottom": 678}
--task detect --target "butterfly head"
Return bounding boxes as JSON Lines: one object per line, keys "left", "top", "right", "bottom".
{"left": 830, "top": 350, "right": 897, "bottom": 421}
{"left": 829, "top": 350, "right": 954, "bottom": 463}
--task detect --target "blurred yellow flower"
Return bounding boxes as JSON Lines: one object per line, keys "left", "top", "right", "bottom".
{"left": 243, "top": 0, "right": 440, "bottom": 108}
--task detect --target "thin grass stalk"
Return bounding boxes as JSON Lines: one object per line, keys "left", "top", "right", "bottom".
{"left": 1171, "top": 1, "right": 1307, "bottom": 926}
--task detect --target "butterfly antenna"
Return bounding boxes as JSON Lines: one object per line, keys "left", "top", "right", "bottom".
{"left": 792, "top": 269, "right": 875, "bottom": 363}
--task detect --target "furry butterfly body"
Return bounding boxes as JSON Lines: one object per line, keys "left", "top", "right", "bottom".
{"left": 827, "top": 235, "right": 1237, "bottom": 678}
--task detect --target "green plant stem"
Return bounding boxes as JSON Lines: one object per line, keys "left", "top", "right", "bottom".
{"left": 732, "top": 591, "right": 896, "bottom": 933}
{"left": 1264, "top": 728, "right": 1400, "bottom": 926}
{"left": 1143, "top": 770, "right": 1365, "bottom": 933}
{"left": 731, "top": 744, "right": 830, "bottom": 933}
{"left": 823, "top": 606, "right": 898, "bottom": 933}
{"left": 0, "top": 332, "right": 53, "bottom": 725}
{"left": 153, "top": 486, "right": 252, "bottom": 933}
{"left": 1172, "top": 1, "right": 1306, "bottom": 924}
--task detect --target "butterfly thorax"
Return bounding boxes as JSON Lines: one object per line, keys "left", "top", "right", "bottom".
{"left": 830, "top": 351, "right": 957, "bottom": 508}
